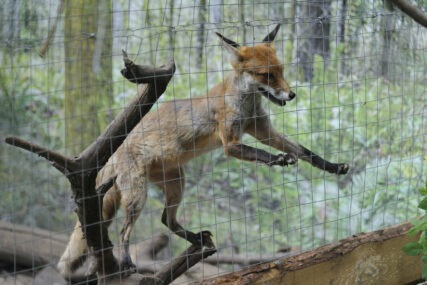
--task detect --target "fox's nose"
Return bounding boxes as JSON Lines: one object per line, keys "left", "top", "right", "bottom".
{"left": 289, "top": 91, "right": 296, "bottom": 99}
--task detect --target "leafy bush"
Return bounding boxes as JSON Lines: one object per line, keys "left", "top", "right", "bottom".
{"left": 402, "top": 180, "right": 427, "bottom": 279}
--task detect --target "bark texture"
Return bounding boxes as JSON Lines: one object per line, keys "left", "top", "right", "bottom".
{"left": 198, "top": 222, "right": 421, "bottom": 285}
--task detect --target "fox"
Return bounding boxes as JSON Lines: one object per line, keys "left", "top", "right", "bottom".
{"left": 57, "top": 24, "right": 349, "bottom": 276}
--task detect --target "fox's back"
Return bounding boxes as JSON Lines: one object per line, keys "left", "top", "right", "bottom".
{"left": 97, "top": 94, "right": 224, "bottom": 183}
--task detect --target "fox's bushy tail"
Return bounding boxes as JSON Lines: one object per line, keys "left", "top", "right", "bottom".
{"left": 57, "top": 221, "right": 87, "bottom": 277}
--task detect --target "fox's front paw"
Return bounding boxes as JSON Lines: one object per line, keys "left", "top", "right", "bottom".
{"left": 192, "top": 230, "right": 215, "bottom": 249}
{"left": 269, "top": 153, "right": 297, "bottom": 167}
{"left": 336, "top": 163, "right": 349, "bottom": 175}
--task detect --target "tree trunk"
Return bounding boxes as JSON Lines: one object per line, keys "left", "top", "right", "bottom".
{"left": 196, "top": 0, "right": 206, "bottom": 69}
{"left": 168, "top": 0, "right": 175, "bottom": 48}
{"left": 3, "top": 0, "right": 21, "bottom": 50}
{"left": 64, "top": 0, "right": 112, "bottom": 155}
{"left": 380, "top": 0, "right": 395, "bottom": 79}
{"left": 297, "top": 0, "right": 332, "bottom": 82}
{"left": 337, "top": 0, "right": 348, "bottom": 75}
{"left": 210, "top": 0, "right": 223, "bottom": 28}
{"left": 144, "top": 0, "right": 155, "bottom": 65}
{"left": 284, "top": 0, "right": 297, "bottom": 66}
{"left": 239, "top": 0, "right": 246, "bottom": 44}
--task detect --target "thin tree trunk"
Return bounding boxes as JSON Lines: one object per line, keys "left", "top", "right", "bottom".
{"left": 4, "top": 0, "right": 21, "bottom": 50}
{"left": 144, "top": 0, "right": 154, "bottom": 65}
{"left": 169, "top": 0, "right": 175, "bottom": 47}
{"left": 210, "top": 0, "right": 223, "bottom": 28}
{"left": 297, "top": 1, "right": 313, "bottom": 82}
{"left": 240, "top": 0, "right": 246, "bottom": 44}
{"left": 64, "top": 0, "right": 113, "bottom": 155}
{"left": 285, "top": 0, "right": 296, "bottom": 65}
{"left": 337, "top": 0, "right": 347, "bottom": 75}
{"left": 297, "top": 0, "right": 332, "bottom": 82}
{"left": 196, "top": 0, "right": 206, "bottom": 69}
{"left": 380, "top": 0, "right": 395, "bottom": 79}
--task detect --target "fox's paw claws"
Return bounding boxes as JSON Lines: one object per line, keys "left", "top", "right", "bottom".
{"left": 337, "top": 163, "right": 349, "bottom": 175}
{"left": 270, "top": 153, "right": 297, "bottom": 166}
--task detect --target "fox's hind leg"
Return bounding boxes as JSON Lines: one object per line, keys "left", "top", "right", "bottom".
{"left": 156, "top": 168, "right": 213, "bottom": 247}
{"left": 116, "top": 166, "right": 147, "bottom": 273}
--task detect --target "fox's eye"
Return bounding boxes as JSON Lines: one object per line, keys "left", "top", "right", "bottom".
{"left": 261, "top": 73, "right": 274, "bottom": 81}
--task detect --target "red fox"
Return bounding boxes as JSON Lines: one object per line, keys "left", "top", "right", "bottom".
{"left": 57, "top": 24, "right": 349, "bottom": 276}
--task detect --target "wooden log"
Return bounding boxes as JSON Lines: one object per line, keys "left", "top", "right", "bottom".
{"left": 198, "top": 222, "right": 423, "bottom": 285}
{"left": 0, "top": 221, "right": 68, "bottom": 268}
{"left": 0, "top": 221, "right": 169, "bottom": 277}
{"left": 204, "top": 251, "right": 296, "bottom": 267}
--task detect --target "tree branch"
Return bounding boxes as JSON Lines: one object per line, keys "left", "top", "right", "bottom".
{"left": 38, "top": 0, "right": 66, "bottom": 57}
{"left": 4, "top": 136, "right": 77, "bottom": 174}
{"left": 154, "top": 244, "right": 216, "bottom": 284}
{"left": 102, "top": 242, "right": 217, "bottom": 285}
{"left": 120, "top": 50, "right": 176, "bottom": 84}
{"left": 390, "top": 0, "right": 427, "bottom": 28}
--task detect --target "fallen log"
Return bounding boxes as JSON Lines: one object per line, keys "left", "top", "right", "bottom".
{"left": 0, "top": 221, "right": 169, "bottom": 276}
{"left": 0, "top": 218, "right": 292, "bottom": 278}
{"left": 0, "top": 221, "right": 68, "bottom": 268}
{"left": 198, "top": 222, "right": 423, "bottom": 285}
{"left": 204, "top": 251, "right": 296, "bottom": 267}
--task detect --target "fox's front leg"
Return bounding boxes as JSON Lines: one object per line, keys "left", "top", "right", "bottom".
{"left": 246, "top": 116, "right": 349, "bottom": 174}
{"left": 219, "top": 125, "right": 297, "bottom": 167}
{"left": 224, "top": 143, "right": 297, "bottom": 167}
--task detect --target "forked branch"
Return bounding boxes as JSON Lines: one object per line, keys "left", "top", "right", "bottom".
{"left": 4, "top": 52, "right": 176, "bottom": 280}
{"left": 4, "top": 136, "right": 77, "bottom": 174}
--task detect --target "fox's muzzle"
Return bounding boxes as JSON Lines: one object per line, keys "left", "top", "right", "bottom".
{"left": 258, "top": 88, "right": 296, "bottom": 106}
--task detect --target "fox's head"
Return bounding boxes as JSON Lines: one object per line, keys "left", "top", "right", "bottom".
{"left": 216, "top": 24, "right": 295, "bottom": 106}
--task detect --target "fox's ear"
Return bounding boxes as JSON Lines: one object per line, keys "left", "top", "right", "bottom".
{"left": 215, "top": 32, "right": 240, "bottom": 59}
{"left": 263, "top": 24, "right": 281, "bottom": 43}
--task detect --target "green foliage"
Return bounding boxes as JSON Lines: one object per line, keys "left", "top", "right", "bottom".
{"left": 402, "top": 242, "right": 423, "bottom": 256}
{"left": 402, "top": 180, "right": 427, "bottom": 279}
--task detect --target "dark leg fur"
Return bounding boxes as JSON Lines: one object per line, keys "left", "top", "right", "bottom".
{"left": 227, "top": 144, "right": 297, "bottom": 167}
{"left": 159, "top": 169, "right": 215, "bottom": 248}
{"left": 299, "top": 145, "right": 349, "bottom": 174}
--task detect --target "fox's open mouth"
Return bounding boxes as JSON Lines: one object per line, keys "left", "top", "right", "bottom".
{"left": 258, "top": 87, "right": 287, "bottom": 106}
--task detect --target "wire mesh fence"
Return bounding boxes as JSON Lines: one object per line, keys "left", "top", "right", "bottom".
{"left": 0, "top": 0, "right": 426, "bottom": 284}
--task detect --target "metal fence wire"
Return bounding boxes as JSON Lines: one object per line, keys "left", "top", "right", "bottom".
{"left": 0, "top": 0, "right": 426, "bottom": 284}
